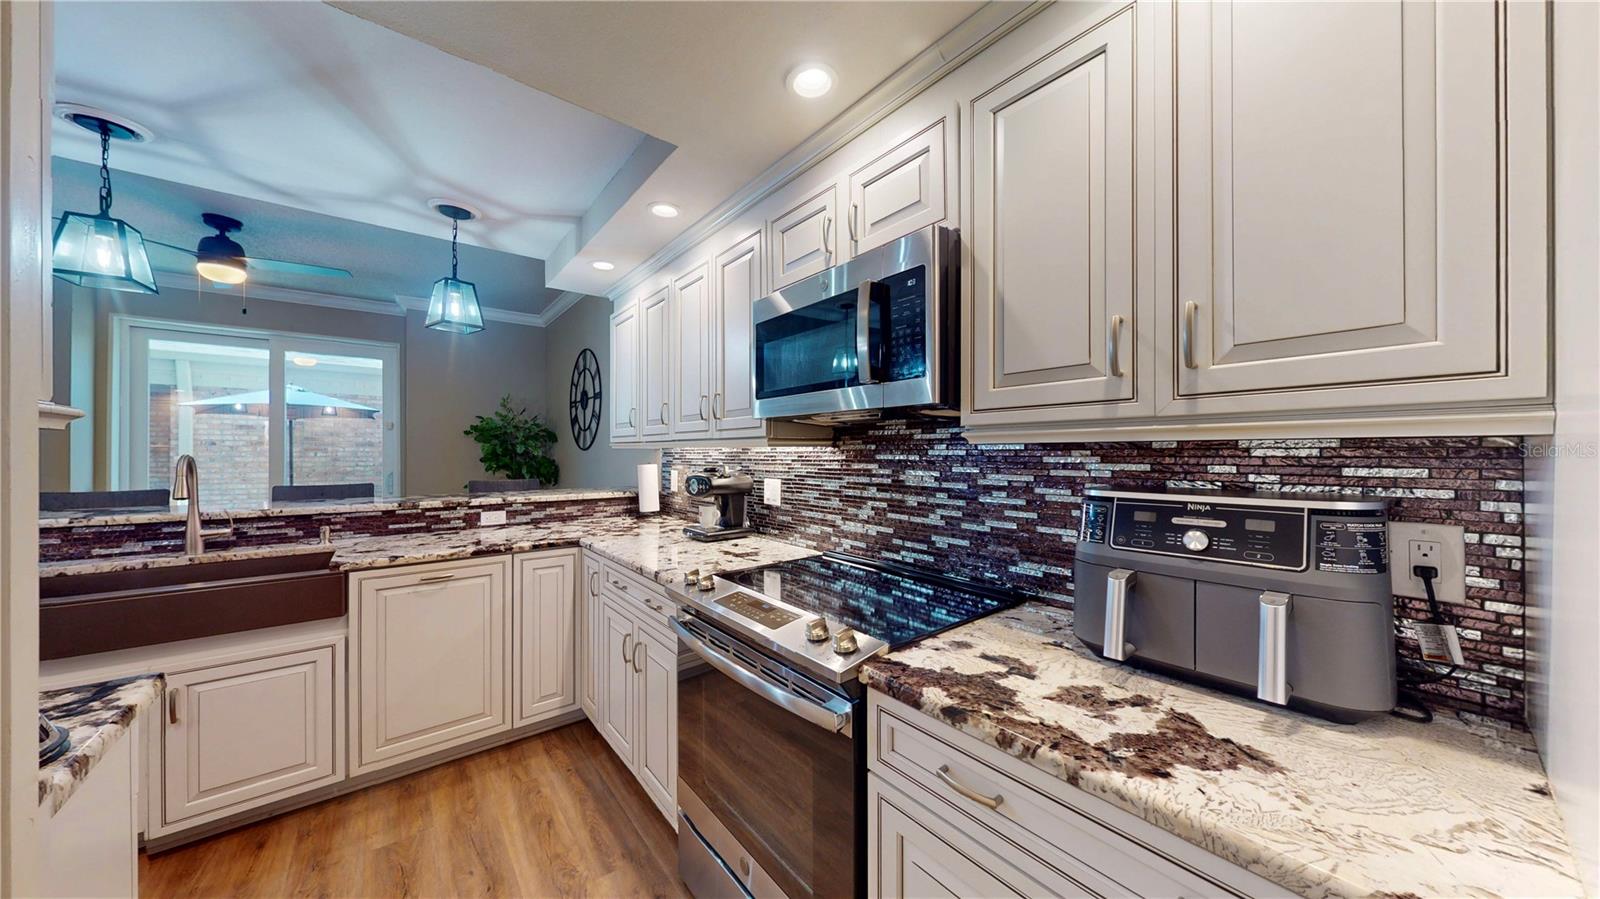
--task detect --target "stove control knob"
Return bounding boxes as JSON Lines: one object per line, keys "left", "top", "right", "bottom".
{"left": 1182, "top": 529, "right": 1210, "bottom": 552}
{"left": 805, "top": 617, "right": 830, "bottom": 643}
{"left": 832, "top": 627, "right": 860, "bottom": 656}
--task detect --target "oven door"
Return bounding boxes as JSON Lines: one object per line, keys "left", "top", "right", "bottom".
{"left": 674, "top": 615, "right": 862, "bottom": 899}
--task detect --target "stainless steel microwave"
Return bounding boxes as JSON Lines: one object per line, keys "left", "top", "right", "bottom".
{"left": 752, "top": 224, "right": 956, "bottom": 423}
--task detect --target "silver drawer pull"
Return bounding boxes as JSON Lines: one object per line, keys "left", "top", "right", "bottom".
{"left": 936, "top": 765, "right": 1003, "bottom": 810}
{"left": 167, "top": 687, "right": 180, "bottom": 725}
{"left": 1181, "top": 301, "right": 1199, "bottom": 369}
{"left": 1107, "top": 314, "right": 1125, "bottom": 378}
{"left": 610, "top": 579, "right": 629, "bottom": 591}
{"left": 418, "top": 573, "right": 455, "bottom": 583}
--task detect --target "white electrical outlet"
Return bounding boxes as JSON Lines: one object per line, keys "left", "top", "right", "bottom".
{"left": 669, "top": 467, "right": 681, "bottom": 493}
{"left": 1388, "top": 522, "right": 1467, "bottom": 604}
{"left": 764, "top": 478, "right": 782, "bottom": 506}
{"left": 480, "top": 510, "right": 507, "bottom": 526}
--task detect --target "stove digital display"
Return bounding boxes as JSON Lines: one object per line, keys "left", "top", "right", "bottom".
{"left": 714, "top": 591, "right": 803, "bottom": 629}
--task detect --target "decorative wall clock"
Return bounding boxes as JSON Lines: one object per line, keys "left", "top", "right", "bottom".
{"left": 569, "top": 348, "right": 603, "bottom": 451}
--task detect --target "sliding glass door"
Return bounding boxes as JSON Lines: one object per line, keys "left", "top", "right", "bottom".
{"left": 119, "top": 320, "right": 401, "bottom": 507}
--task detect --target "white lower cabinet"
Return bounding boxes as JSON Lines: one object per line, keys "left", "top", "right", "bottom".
{"left": 580, "top": 553, "right": 604, "bottom": 718}
{"left": 161, "top": 645, "right": 341, "bottom": 828}
{"left": 868, "top": 691, "right": 1282, "bottom": 898}
{"left": 350, "top": 557, "right": 511, "bottom": 775}
{"left": 514, "top": 549, "right": 579, "bottom": 726}
{"left": 582, "top": 550, "right": 683, "bottom": 823}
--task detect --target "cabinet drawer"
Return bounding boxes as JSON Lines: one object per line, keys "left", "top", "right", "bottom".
{"left": 600, "top": 560, "right": 676, "bottom": 634}
{"left": 871, "top": 702, "right": 1230, "bottom": 898}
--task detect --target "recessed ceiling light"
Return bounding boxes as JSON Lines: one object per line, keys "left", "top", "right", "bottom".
{"left": 291, "top": 356, "right": 319, "bottom": 367}
{"left": 649, "top": 202, "right": 680, "bottom": 219}
{"left": 591, "top": 261, "right": 616, "bottom": 271}
{"left": 787, "top": 63, "right": 836, "bottom": 99}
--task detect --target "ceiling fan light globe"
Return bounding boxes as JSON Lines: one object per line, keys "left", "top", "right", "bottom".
{"left": 196, "top": 258, "right": 248, "bottom": 284}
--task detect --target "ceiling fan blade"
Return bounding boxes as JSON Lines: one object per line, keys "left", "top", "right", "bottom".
{"left": 243, "top": 256, "right": 353, "bottom": 279}
{"left": 145, "top": 238, "right": 199, "bottom": 257}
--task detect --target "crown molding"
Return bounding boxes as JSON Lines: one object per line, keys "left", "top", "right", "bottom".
{"left": 537, "top": 290, "right": 587, "bottom": 326}
{"left": 393, "top": 294, "right": 579, "bottom": 328}
{"left": 606, "top": 0, "right": 1049, "bottom": 303}
{"left": 152, "top": 270, "right": 407, "bottom": 316}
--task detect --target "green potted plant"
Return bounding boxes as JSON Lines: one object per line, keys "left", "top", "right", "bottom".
{"left": 463, "top": 395, "right": 559, "bottom": 488}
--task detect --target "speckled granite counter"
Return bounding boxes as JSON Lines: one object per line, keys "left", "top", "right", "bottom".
{"left": 581, "top": 525, "right": 819, "bottom": 592}
{"left": 39, "top": 675, "right": 163, "bottom": 816}
{"left": 861, "top": 603, "right": 1584, "bottom": 899}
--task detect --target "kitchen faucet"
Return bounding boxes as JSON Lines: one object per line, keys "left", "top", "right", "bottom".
{"left": 171, "top": 454, "right": 233, "bottom": 555}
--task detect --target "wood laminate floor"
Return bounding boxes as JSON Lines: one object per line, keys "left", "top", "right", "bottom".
{"left": 139, "top": 722, "right": 691, "bottom": 899}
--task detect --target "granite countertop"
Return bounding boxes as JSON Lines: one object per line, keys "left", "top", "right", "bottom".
{"left": 41, "top": 517, "right": 819, "bottom": 588}
{"left": 38, "top": 486, "right": 635, "bottom": 529}
{"left": 39, "top": 675, "right": 163, "bottom": 816}
{"left": 861, "top": 603, "right": 1585, "bottom": 899}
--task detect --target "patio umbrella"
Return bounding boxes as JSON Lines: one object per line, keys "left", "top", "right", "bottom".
{"left": 183, "top": 384, "right": 379, "bottom": 483}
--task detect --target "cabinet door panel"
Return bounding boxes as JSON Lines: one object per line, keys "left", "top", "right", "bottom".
{"left": 515, "top": 552, "right": 577, "bottom": 726}
{"left": 640, "top": 286, "right": 673, "bottom": 437}
{"left": 633, "top": 625, "right": 677, "bottom": 818}
{"left": 609, "top": 302, "right": 640, "bottom": 441}
{"left": 849, "top": 120, "right": 946, "bottom": 255}
{"left": 870, "top": 778, "right": 1051, "bottom": 899}
{"left": 969, "top": 10, "right": 1138, "bottom": 415}
{"left": 163, "top": 646, "right": 338, "bottom": 823}
{"left": 356, "top": 561, "right": 509, "bottom": 773}
{"left": 597, "top": 596, "right": 637, "bottom": 763}
{"left": 769, "top": 183, "right": 838, "bottom": 288}
{"left": 712, "top": 231, "right": 765, "bottom": 436}
{"left": 1174, "top": 0, "right": 1502, "bottom": 397}
{"left": 580, "top": 554, "right": 603, "bottom": 719}
{"left": 672, "top": 262, "right": 712, "bottom": 435}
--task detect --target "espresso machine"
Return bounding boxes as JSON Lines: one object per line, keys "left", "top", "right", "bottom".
{"left": 1073, "top": 487, "right": 1395, "bottom": 722}
{"left": 683, "top": 467, "right": 754, "bottom": 542}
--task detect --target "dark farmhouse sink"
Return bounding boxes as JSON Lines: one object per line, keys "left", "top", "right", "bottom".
{"left": 41, "top": 549, "right": 344, "bottom": 660}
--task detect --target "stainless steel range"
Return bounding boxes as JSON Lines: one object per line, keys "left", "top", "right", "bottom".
{"left": 672, "top": 553, "right": 1020, "bottom": 899}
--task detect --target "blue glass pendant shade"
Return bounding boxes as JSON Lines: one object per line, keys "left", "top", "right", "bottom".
{"left": 425, "top": 276, "right": 484, "bottom": 334}
{"left": 51, "top": 121, "right": 158, "bottom": 295}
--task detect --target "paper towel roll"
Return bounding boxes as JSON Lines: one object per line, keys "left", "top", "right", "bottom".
{"left": 637, "top": 463, "right": 661, "bottom": 514}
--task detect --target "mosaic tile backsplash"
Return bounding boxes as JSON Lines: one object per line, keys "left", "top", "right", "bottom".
{"left": 662, "top": 419, "right": 1529, "bottom": 726}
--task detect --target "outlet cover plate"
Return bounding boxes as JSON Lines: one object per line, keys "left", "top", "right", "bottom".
{"left": 763, "top": 478, "right": 782, "bottom": 506}
{"left": 1388, "top": 522, "right": 1467, "bottom": 604}
{"left": 480, "top": 510, "right": 507, "bottom": 526}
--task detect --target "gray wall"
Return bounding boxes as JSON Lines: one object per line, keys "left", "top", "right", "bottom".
{"left": 43, "top": 282, "right": 549, "bottom": 497}
{"left": 543, "top": 295, "right": 655, "bottom": 488}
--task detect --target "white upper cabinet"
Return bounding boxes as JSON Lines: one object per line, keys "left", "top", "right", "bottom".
{"left": 848, "top": 119, "right": 948, "bottom": 257}
{"left": 967, "top": 8, "right": 1145, "bottom": 423}
{"left": 671, "top": 261, "right": 713, "bottom": 436}
{"left": 639, "top": 285, "right": 673, "bottom": 437}
{"left": 769, "top": 181, "right": 839, "bottom": 289}
{"left": 1163, "top": 0, "right": 1549, "bottom": 414}
{"left": 711, "top": 231, "right": 766, "bottom": 437}
{"left": 609, "top": 301, "right": 640, "bottom": 442}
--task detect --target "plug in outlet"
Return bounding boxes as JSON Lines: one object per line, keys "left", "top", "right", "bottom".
{"left": 479, "top": 510, "right": 507, "bottom": 526}
{"left": 763, "top": 478, "right": 782, "bottom": 506}
{"left": 669, "top": 467, "right": 681, "bottom": 493}
{"left": 1388, "top": 522, "right": 1467, "bottom": 604}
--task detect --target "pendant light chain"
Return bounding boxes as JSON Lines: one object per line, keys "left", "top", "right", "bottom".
{"left": 451, "top": 217, "right": 460, "bottom": 279}
{"left": 97, "top": 126, "right": 114, "bottom": 216}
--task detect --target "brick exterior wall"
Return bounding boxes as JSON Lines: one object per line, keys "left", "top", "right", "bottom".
{"left": 662, "top": 419, "right": 1530, "bottom": 726}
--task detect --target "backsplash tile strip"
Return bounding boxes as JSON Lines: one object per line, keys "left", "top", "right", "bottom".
{"left": 662, "top": 419, "right": 1529, "bottom": 726}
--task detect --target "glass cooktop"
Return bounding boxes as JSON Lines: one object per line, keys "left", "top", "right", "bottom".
{"left": 719, "top": 554, "right": 1021, "bottom": 649}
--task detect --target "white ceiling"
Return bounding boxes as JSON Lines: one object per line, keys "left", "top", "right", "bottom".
{"left": 328, "top": 1, "right": 993, "bottom": 294}
{"left": 52, "top": 1, "right": 651, "bottom": 262}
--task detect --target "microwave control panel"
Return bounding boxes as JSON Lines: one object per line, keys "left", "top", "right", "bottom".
{"left": 883, "top": 264, "right": 928, "bottom": 383}
{"left": 1080, "top": 490, "right": 1390, "bottom": 574}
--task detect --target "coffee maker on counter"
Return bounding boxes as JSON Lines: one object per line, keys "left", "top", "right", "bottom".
{"left": 683, "top": 467, "right": 754, "bottom": 542}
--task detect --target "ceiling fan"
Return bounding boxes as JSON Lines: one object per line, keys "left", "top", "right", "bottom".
{"left": 146, "top": 213, "right": 352, "bottom": 285}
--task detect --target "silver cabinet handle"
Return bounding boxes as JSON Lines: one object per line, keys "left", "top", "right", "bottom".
{"left": 167, "top": 687, "right": 180, "bottom": 725}
{"left": 1181, "top": 301, "right": 1199, "bottom": 369}
{"left": 848, "top": 202, "right": 859, "bottom": 245}
{"left": 822, "top": 215, "right": 832, "bottom": 262}
{"left": 660, "top": 401, "right": 668, "bottom": 423}
{"left": 1107, "top": 314, "right": 1125, "bottom": 378}
{"left": 1104, "top": 569, "right": 1135, "bottom": 661}
{"left": 935, "top": 765, "right": 1003, "bottom": 810}
{"left": 632, "top": 640, "right": 645, "bottom": 674}
{"left": 713, "top": 392, "right": 723, "bottom": 419}
{"left": 1257, "top": 592, "right": 1291, "bottom": 705}
{"left": 628, "top": 407, "right": 637, "bottom": 428}
{"left": 621, "top": 632, "right": 633, "bottom": 663}
{"left": 644, "top": 598, "right": 666, "bottom": 614}
{"left": 418, "top": 573, "right": 455, "bottom": 583}
{"left": 610, "top": 578, "right": 629, "bottom": 592}
{"left": 589, "top": 571, "right": 599, "bottom": 597}
{"left": 700, "top": 394, "right": 709, "bottom": 421}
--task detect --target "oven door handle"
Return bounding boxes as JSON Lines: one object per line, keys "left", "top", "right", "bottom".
{"left": 673, "top": 619, "right": 853, "bottom": 735}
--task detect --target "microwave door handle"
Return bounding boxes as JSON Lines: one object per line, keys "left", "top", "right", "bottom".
{"left": 856, "top": 280, "right": 877, "bottom": 385}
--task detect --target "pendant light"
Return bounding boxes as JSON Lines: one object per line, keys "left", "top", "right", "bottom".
{"left": 424, "top": 203, "right": 484, "bottom": 334}
{"left": 51, "top": 112, "right": 158, "bottom": 295}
